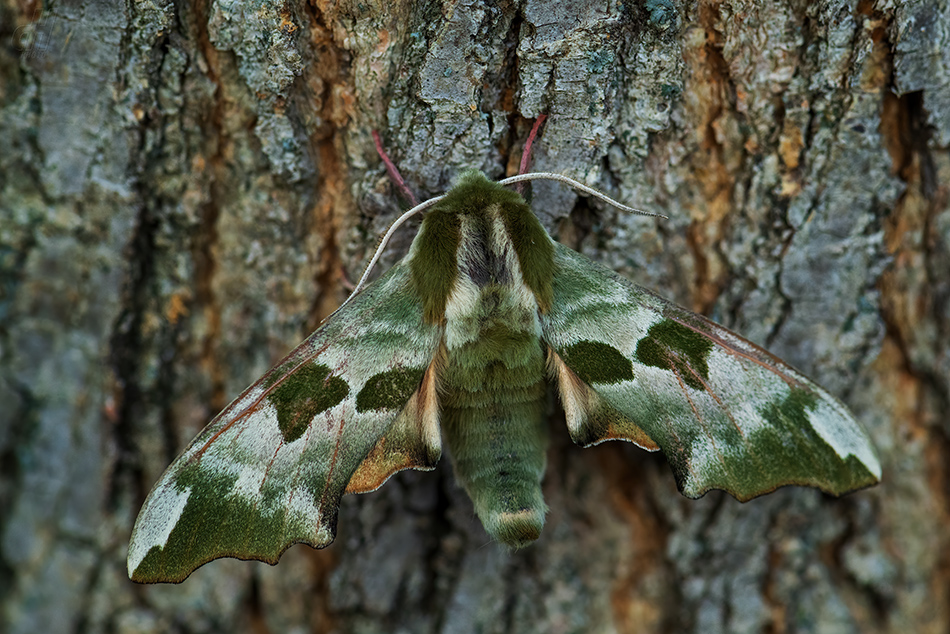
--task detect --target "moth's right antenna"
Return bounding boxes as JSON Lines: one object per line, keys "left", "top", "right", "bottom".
{"left": 499, "top": 172, "right": 666, "bottom": 220}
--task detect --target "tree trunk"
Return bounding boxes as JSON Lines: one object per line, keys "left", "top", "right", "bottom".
{"left": 1, "top": 0, "right": 947, "bottom": 632}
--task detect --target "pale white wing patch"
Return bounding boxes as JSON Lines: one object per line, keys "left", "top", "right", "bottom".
{"left": 127, "top": 485, "right": 192, "bottom": 576}
{"left": 809, "top": 399, "right": 881, "bottom": 476}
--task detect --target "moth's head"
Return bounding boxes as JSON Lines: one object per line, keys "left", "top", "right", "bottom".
{"left": 428, "top": 170, "right": 530, "bottom": 219}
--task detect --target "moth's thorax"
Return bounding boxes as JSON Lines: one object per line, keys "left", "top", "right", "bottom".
{"left": 443, "top": 210, "right": 538, "bottom": 340}
{"left": 408, "top": 171, "right": 555, "bottom": 324}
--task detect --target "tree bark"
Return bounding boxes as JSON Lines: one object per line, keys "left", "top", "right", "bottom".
{"left": 1, "top": 0, "right": 947, "bottom": 632}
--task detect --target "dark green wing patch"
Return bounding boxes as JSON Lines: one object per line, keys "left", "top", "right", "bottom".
{"left": 760, "top": 387, "right": 819, "bottom": 430}
{"left": 635, "top": 319, "right": 713, "bottom": 390}
{"left": 269, "top": 363, "right": 349, "bottom": 443}
{"left": 132, "top": 464, "right": 329, "bottom": 583}
{"left": 356, "top": 366, "right": 426, "bottom": 412}
{"left": 560, "top": 340, "right": 635, "bottom": 385}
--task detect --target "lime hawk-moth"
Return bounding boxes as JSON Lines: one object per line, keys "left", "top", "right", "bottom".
{"left": 128, "top": 128, "right": 880, "bottom": 583}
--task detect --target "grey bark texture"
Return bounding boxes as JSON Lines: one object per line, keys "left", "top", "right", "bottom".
{"left": 1, "top": 0, "right": 947, "bottom": 632}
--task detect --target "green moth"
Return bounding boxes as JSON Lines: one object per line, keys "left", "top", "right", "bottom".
{"left": 127, "top": 170, "right": 881, "bottom": 584}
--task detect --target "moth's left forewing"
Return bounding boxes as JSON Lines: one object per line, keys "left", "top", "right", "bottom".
{"left": 541, "top": 242, "right": 881, "bottom": 501}
{"left": 128, "top": 261, "right": 442, "bottom": 583}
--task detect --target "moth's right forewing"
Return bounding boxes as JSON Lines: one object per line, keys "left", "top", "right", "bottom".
{"left": 541, "top": 242, "right": 880, "bottom": 502}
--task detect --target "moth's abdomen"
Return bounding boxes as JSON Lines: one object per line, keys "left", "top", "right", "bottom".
{"left": 441, "top": 308, "right": 549, "bottom": 547}
{"left": 442, "top": 398, "right": 548, "bottom": 546}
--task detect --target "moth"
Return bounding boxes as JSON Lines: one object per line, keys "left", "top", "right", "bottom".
{"left": 128, "top": 145, "right": 880, "bottom": 584}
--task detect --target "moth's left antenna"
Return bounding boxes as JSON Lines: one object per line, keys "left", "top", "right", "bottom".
{"left": 326, "top": 133, "right": 439, "bottom": 320}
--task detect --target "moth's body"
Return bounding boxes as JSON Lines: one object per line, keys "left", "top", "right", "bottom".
{"left": 419, "top": 183, "right": 553, "bottom": 544}
{"left": 128, "top": 170, "right": 881, "bottom": 584}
